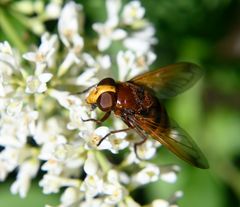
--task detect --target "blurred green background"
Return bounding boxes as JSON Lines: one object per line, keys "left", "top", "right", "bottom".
{"left": 0, "top": 0, "right": 240, "bottom": 206}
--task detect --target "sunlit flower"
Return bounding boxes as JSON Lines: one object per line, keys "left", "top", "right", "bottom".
{"left": 151, "top": 191, "right": 183, "bottom": 207}
{"left": 23, "top": 33, "right": 57, "bottom": 73}
{"left": 133, "top": 164, "right": 160, "bottom": 185}
{"left": 11, "top": 159, "right": 40, "bottom": 198}
{"left": 93, "top": 0, "right": 127, "bottom": 51}
{"left": 81, "top": 173, "right": 103, "bottom": 199}
{"left": 103, "top": 170, "right": 127, "bottom": 205}
{"left": 117, "top": 50, "right": 135, "bottom": 81}
{"left": 45, "top": 0, "right": 62, "bottom": 19}
{"left": 123, "top": 25, "right": 157, "bottom": 53}
{"left": 160, "top": 165, "right": 180, "bottom": 183}
{"left": 60, "top": 187, "right": 83, "bottom": 207}
{"left": 122, "top": 1, "right": 145, "bottom": 25}
{"left": 137, "top": 139, "right": 161, "bottom": 160}
{"left": 93, "top": 21, "right": 127, "bottom": 51}
{"left": 39, "top": 174, "right": 81, "bottom": 194}
{"left": 0, "top": 41, "right": 19, "bottom": 71}
{"left": 25, "top": 73, "right": 53, "bottom": 94}
{"left": 58, "top": 1, "right": 83, "bottom": 48}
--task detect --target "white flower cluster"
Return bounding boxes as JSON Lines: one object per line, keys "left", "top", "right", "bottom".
{"left": 0, "top": 1, "right": 182, "bottom": 206}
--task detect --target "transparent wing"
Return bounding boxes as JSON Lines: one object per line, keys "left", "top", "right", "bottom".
{"left": 130, "top": 114, "right": 209, "bottom": 169}
{"left": 129, "top": 62, "right": 203, "bottom": 99}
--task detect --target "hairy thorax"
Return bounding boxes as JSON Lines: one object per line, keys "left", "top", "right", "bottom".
{"left": 114, "top": 82, "right": 155, "bottom": 116}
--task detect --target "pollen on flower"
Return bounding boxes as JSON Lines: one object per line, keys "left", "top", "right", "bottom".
{"left": 90, "top": 135, "right": 102, "bottom": 147}
{"left": 35, "top": 52, "right": 45, "bottom": 62}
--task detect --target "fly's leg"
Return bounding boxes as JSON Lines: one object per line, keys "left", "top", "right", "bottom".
{"left": 134, "top": 127, "right": 148, "bottom": 160}
{"left": 97, "top": 128, "right": 132, "bottom": 146}
{"left": 82, "top": 111, "right": 111, "bottom": 125}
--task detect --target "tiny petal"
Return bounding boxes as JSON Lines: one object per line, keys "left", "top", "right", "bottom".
{"left": 22, "top": 52, "right": 37, "bottom": 62}
{"left": 161, "top": 171, "right": 177, "bottom": 183}
{"left": 98, "top": 36, "right": 111, "bottom": 51}
{"left": 61, "top": 187, "right": 82, "bottom": 206}
{"left": 122, "top": 1, "right": 145, "bottom": 25}
{"left": 37, "top": 83, "right": 47, "bottom": 93}
{"left": 84, "top": 152, "right": 98, "bottom": 175}
{"left": 134, "top": 164, "right": 160, "bottom": 185}
{"left": 39, "top": 73, "right": 53, "bottom": 82}
{"left": 152, "top": 199, "right": 169, "bottom": 207}
{"left": 94, "top": 126, "right": 110, "bottom": 138}
{"left": 112, "top": 29, "right": 127, "bottom": 40}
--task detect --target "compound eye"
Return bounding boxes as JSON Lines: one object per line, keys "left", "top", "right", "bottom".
{"left": 97, "top": 92, "right": 115, "bottom": 112}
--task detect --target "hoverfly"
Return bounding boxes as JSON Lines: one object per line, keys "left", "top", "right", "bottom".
{"left": 83, "top": 62, "right": 209, "bottom": 169}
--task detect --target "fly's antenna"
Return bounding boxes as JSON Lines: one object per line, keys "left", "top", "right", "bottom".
{"left": 74, "top": 84, "right": 97, "bottom": 95}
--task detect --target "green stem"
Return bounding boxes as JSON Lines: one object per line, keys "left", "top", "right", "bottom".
{"left": 95, "top": 151, "right": 111, "bottom": 173}
{"left": 0, "top": 8, "right": 27, "bottom": 52}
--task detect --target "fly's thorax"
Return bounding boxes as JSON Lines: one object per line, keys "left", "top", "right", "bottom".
{"left": 115, "top": 82, "right": 155, "bottom": 112}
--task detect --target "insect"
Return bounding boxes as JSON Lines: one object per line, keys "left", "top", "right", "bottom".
{"left": 83, "top": 62, "right": 209, "bottom": 169}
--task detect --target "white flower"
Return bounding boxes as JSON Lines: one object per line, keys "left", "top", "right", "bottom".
{"left": 93, "top": 16, "right": 127, "bottom": 51}
{"left": 41, "top": 159, "right": 63, "bottom": 176}
{"left": 73, "top": 54, "right": 111, "bottom": 86}
{"left": 75, "top": 68, "right": 98, "bottom": 87}
{"left": 80, "top": 198, "right": 105, "bottom": 207}
{"left": 124, "top": 196, "right": 141, "bottom": 207}
{"left": 0, "top": 107, "right": 38, "bottom": 147}
{"left": 103, "top": 170, "right": 127, "bottom": 205}
{"left": 10, "top": 159, "right": 40, "bottom": 198}
{"left": 45, "top": 0, "right": 62, "bottom": 19}
{"left": 117, "top": 50, "right": 135, "bottom": 81}
{"left": 33, "top": 118, "right": 62, "bottom": 145}
{"left": 68, "top": 106, "right": 95, "bottom": 131}
{"left": 151, "top": 191, "right": 183, "bottom": 207}
{"left": 92, "top": 0, "right": 122, "bottom": 53}
{"left": 152, "top": 199, "right": 175, "bottom": 207}
{"left": 0, "top": 41, "right": 14, "bottom": 55}
{"left": 135, "top": 140, "right": 157, "bottom": 160}
{"left": 81, "top": 126, "right": 112, "bottom": 150}
{"left": 128, "top": 51, "right": 156, "bottom": 78}
{"left": 0, "top": 148, "right": 20, "bottom": 181}
{"left": 160, "top": 165, "right": 180, "bottom": 183}
{"left": 23, "top": 33, "right": 58, "bottom": 73}
{"left": 0, "top": 41, "right": 20, "bottom": 96}
{"left": 104, "top": 183, "right": 126, "bottom": 205}
{"left": 0, "top": 41, "right": 19, "bottom": 71}
{"left": 83, "top": 151, "right": 99, "bottom": 176}
{"left": 133, "top": 164, "right": 160, "bottom": 185}
{"left": 39, "top": 135, "right": 67, "bottom": 161}
{"left": 106, "top": 0, "right": 121, "bottom": 26}
{"left": 49, "top": 90, "right": 81, "bottom": 109}
{"left": 57, "top": 34, "right": 84, "bottom": 77}
{"left": 108, "top": 131, "right": 129, "bottom": 154}
{"left": 82, "top": 53, "right": 111, "bottom": 71}
{"left": 81, "top": 174, "right": 103, "bottom": 199}
{"left": 123, "top": 25, "right": 157, "bottom": 53}
{"left": 39, "top": 174, "right": 80, "bottom": 194}
{"left": 6, "top": 98, "right": 23, "bottom": 117}
{"left": 25, "top": 73, "right": 53, "bottom": 94}
{"left": 60, "top": 187, "right": 83, "bottom": 207}
{"left": 58, "top": 1, "right": 83, "bottom": 48}
{"left": 122, "top": 1, "right": 145, "bottom": 25}
{"left": 0, "top": 160, "right": 9, "bottom": 181}
{"left": 57, "top": 2, "right": 84, "bottom": 77}
{"left": 40, "top": 140, "right": 85, "bottom": 177}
